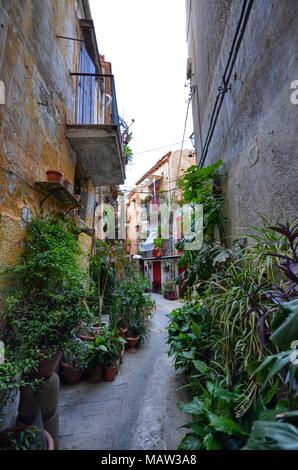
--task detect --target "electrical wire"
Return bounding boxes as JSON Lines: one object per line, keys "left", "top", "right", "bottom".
{"left": 198, "top": 0, "right": 254, "bottom": 168}
{"left": 132, "top": 140, "right": 186, "bottom": 156}
{"left": 175, "top": 87, "right": 194, "bottom": 188}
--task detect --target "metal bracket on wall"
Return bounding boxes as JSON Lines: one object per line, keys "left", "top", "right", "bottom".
{"left": 35, "top": 182, "right": 83, "bottom": 211}
{"left": 40, "top": 188, "right": 58, "bottom": 207}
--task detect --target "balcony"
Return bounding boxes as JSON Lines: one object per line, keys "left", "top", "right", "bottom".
{"left": 66, "top": 73, "right": 125, "bottom": 186}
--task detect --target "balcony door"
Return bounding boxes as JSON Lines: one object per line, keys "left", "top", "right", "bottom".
{"left": 77, "top": 46, "right": 95, "bottom": 124}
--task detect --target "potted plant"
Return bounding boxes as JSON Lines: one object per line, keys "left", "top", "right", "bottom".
{"left": 102, "top": 328, "right": 125, "bottom": 382}
{"left": 142, "top": 295, "right": 155, "bottom": 322}
{"left": 0, "top": 425, "right": 54, "bottom": 450}
{"left": 126, "top": 316, "right": 148, "bottom": 352}
{"left": 3, "top": 216, "right": 90, "bottom": 380}
{"left": 45, "top": 170, "right": 63, "bottom": 184}
{"left": 162, "top": 280, "right": 178, "bottom": 300}
{"left": 153, "top": 237, "right": 165, "bottom": 257}
{"left": 61, "top": 339, "right": 88, "bottom": 385}
{"left": 89, "top": 241, "right": 115, "bottom": 329}
{"left": 85, "top": 334, "right": 108, "bottom": 383}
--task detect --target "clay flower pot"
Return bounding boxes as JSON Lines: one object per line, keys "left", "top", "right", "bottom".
{"left": 103, "top": 364, "right": 117, "bottom": 382}
{"left": 165, "top": 291, "right": 178, "bottom": 300}
{"left": 46, "top": 170, "right": 64, "bottom": 184}
{"left": 61, "top": 362, "right": 83, "bottom": 385}
{"left": 37, "top": 352, "right": 61, "bottom": 380}
{"left": 86, "top": 363, "right": 103, "bottom": 383}
{"left": 126, "top": 336, "right": 140, "bottom": 352}
{"left": 62, "top": 178, "right": 72, "bottom": 191}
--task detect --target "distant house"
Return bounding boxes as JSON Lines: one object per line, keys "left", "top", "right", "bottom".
{"left": 0, "top": 0, "right": 126, "bottom": 279}
{"left": 126, "top": 149, "right": 196, "bottom": 297}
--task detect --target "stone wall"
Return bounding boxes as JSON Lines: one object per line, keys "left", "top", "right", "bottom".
{"left": 186, "top": 0, "right": 298, "bottom": 236}
{"left": 0, "top": 0, "right": 95, "bottom": 273}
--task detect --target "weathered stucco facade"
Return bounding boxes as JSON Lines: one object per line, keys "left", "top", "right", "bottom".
{"left": 0, "top": 0, "right": 125, "bottom": 279}
{"left": 186, "top": 0, "right": 298, "bottom": 236}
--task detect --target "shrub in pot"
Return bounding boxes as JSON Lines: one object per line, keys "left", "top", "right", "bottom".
{"left": 126, "top": 316, "right": 149, "bottom": 352}
{"left": 61, "top": 339, "right": 88, "bottom": 385}
{"left": 3, "top": 215, "right": 90, "bottom": 379}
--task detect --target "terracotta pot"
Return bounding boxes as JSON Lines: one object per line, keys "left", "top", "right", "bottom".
{"left": 118, "top": 327, "right": 128, "bottom": 338}
{"left": 86, "top": 363, "right": 103, "bottom": 383}
{"left": 126, "top": 336, "right": 139, "bottom": 352}
{"left": 61, "top": 362, "right": 83, "bottom": 385}
{"left": 62, "top": 178, "right": 71, "bottom": 191}
{"left": 43, "top": 429, "right": 55, "bottom": 450}
{"left": 37, "top": 352, "right": 61, "bottom": 380}
{"left": 103, "top": 364, "right": 117, "bottom": 382}
{"left": 164, "top": 291, "right": 177, "bottom": 300}
{"left": 46, "top": 170, "right": 64, "bottom": 184}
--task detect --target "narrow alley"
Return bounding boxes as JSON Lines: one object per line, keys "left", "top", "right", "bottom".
{"left": 1, "top": 0, "right": 298, "bottom": 459}
{"left": 59, "top": 294, "right": 187, "bottom": 450}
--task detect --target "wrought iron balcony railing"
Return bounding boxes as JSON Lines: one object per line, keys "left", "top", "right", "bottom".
{"left": 70, "top": 72, "right": 120, "bottom": 128}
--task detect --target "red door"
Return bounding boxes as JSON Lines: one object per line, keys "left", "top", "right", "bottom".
{"left": 152, "top": 261, "right": 161, "bottom": 293}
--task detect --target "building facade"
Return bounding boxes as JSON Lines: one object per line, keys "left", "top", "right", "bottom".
{"left": 186, "top": 0, "right": 298, "bottom": 236}
{"left": 126, "top": 149, "right": 195, "bottom": 296}
{"left": 0, "top": 0, "right": 126, "bottom": 286}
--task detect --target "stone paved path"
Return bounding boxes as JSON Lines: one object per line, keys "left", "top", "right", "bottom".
{"left": 59, "top": 294, "right": 188, "bottom": 450}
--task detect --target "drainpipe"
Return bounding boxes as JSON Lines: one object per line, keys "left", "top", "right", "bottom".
{"left": 82, "top": 0, "right": 92, "bottom": 19}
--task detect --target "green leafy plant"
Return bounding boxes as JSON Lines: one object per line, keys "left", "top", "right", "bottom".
{"left": 177, "top": 159, "right": 224, "bottom": 239}
{"left": 62, "top": 339, "right": 88, "bottom": 369}
{"left": 162, "top": 280, "right": 176, "bottom": 293}
{"left": 3, "top": 215, "right": 90, "bottom": 361}
{"left": 0, "top": 426, "right": 43, "bottom": 450}
{"left": 0, "top": 354, "right": 37, "bottom": 408}
{"left": 85, "top": 334, "right": 108, "bottom": 368}
{"left": 85, "top": 326, "right": 125, "bottom": 368}
{"left": 243, "top": 420, "right": 298, "bottom": 450}
{"left": 178, "top": 382, "right": 247, "bottom": 450}
{"left": 109, "top": 269, "right": 150, "bottom": 341}
{"left": 170, "top": 218, "right": 298, "bottom": 450}
{"left": 167, "top": 301, "right": 214, "bottom": 376}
